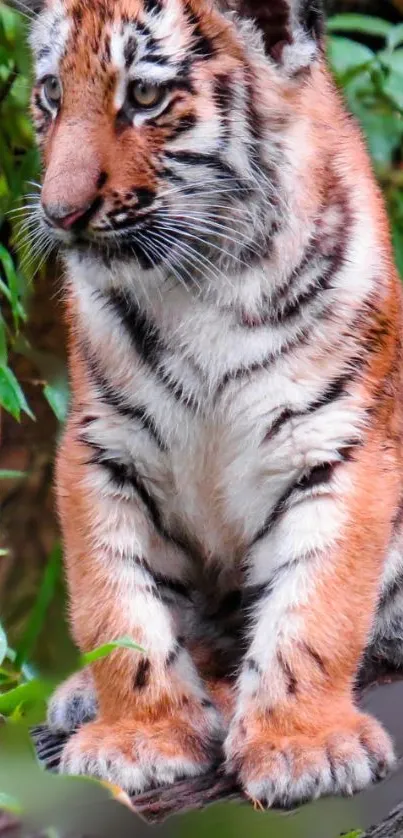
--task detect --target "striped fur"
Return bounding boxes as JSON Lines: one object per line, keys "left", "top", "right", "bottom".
{"left": 28, "top": 0, "right": 403, "bottom": 806}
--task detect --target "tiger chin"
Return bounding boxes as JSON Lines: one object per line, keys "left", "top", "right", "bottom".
{"left": 20, "top": 0, "right": 403, "bottom": 808}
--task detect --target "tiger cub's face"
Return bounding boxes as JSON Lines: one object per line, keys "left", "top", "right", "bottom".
{"left": 29, "top": 0, "right": 323, "bottom": 286}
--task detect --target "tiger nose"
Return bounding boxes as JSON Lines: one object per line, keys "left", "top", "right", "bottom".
{"left": 42, "top": 198, "right": 100, "bottom": 231}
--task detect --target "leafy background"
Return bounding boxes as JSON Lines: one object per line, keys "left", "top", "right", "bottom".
{"left": 0, "top": 0, "right": 402, "bottom": 834}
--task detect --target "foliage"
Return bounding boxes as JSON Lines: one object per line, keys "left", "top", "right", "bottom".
{"left": 0, "top": 3, "right": 38, "bottom": 420}
{"left": 328, "top": 14, "right": 403, "bottom": 274}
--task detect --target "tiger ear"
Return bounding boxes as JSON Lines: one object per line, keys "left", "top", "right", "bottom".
{"left": 229, "top": 0, "right": 324, "bottom": 71}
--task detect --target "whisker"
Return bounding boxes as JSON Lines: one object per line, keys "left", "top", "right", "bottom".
{"left": 156, "top": 219, "right": 251, "bottom": 266}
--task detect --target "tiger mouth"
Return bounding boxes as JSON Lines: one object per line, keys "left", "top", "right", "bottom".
{"left": 72, "top": 225, "right": 172, "bottom": 270}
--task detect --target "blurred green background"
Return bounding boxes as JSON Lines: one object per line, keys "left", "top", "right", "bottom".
{"left": 0, "top": 0, "right": 403, "bottom": 834}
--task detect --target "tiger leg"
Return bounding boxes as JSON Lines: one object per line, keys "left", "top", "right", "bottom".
{"left": 364, "top": 515, "right": 403, "bottom": 673}
{"left": 225, "top": 436, "right": 398, "bottom": 806}
{"left": 47, "top": 668, "right": 97, "bottom": 733}
{"left": 52, "top": 429, "right": 224, "bottom": 793}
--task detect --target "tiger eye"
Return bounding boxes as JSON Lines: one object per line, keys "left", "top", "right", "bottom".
{"left": 43, "top": 75, "right": 62, "bottom": 107}
{"left": 128, "top": 81, "right": 164, "bottom": 110}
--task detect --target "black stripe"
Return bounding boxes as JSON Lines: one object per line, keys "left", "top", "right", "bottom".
{"left": 78, "top": 414, "right": 97, "bottom": 427}
{"left": 102, "top": 456, "right": 161, "bottom": 524}
{"left": 242, "top": 561, "right": 297, "bottom": 608}
{"left": 107, "top": 290, "right": 201, "bottom": 410}
{"left": 166, "top": 643, "right": 181, "bottom": 666}
{"left": 300, "top": 0, "right": 324, "bottom": 40}
{"left": 213, "top": 73, "right": 233, "bottom": 145}
{"left": 270, "top": 242, "right": 346, "bottom": 326}
{"left": 143, "top": 0, "right": 163, "bottom": 13}
{"left": 215, "top": 328, "right": 310, "bottom": 400}
{"left": 378, "top": 571, "right": 403, "bottom": 610}
{"left": 161, "top": 166, "right": 185, "bottom": 185}
{"left": 215, "top": 320, "right": 314, "bottom": 398}
{"left": 277, "top": 652, "right": 297, "bottom": 695}
{"left": 242, "top": 583, "right": 269, "bottom": 607}
{"left": 33, "top": 93, "right": 51, "bottom": 120}
{"left": 37, "top": 45, "right": 51, "bottom": 61}
{"left": 167, "top": 113, "right": 197, "bottom": 141}
{"left": 124, "top": 36, "right": 137, "bottom": 68}
{"left": 239, "top": 189, "right": 351, "bottom": 331}
{"left": 251, "top": 225, "right": 347, "bottom": 329}
{"left": 134, "top": 658, "right": 151, "bottom": 689}
{"left": 301, "top": 642, "right": 327, "bottom": 676}
{"left": 131, "top": 554, "right": 192, "bottom": 600}
{"left": 134, "top": 187, "right": 155, "bottom": 210}
{"left": 149, "top": 95, "right": 184, "bottom": 126}
{"left": 81, "top": 342, "right": 167, "bottom": 450}
{"left": 164, "top": 151, "right": 250, "bottom": 193}
{"left": 246, "top": 658, "right": 263, "bottom": 676}
{"left": 84, "top": 442, "right": 165, "bottom": 527}
{"left": 250, "top": 454, "right": 350, "bottom": 547}
{"left": 393, "top": 495, "right": 403, "bottom": 529}
{"left": 295, "top": 461, "right": 336, "bottom": 492}
{"left": 151, "top": 571, "right": 192, "bottom": 600}
{"left": 184, "top": 3, "right": 215, "bottom": 60}
{"left": 143, "top": 53, "right": 169, "bottom": 66}
{"left": 85, "top": 442, "right": 194, "bottom": 557}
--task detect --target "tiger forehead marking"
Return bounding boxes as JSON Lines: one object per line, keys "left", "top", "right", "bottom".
{"left": 31, "top": 0, "right": 238, "bottom": 82}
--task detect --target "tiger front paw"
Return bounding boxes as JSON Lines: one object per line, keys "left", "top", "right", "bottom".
{"left": 47, "top": 670, "right": 98, "bottom": 733}
{"left": 225, "top": 709, "right": 395, "bottom": 807}
{"left": 60, "top": 698, "right": 224, "bottom": 793}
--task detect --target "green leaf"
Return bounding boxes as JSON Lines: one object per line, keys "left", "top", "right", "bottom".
{"left": 0, "top": 364, "right": 34, "bottom": 420}
{"left": 0, "top": 314, "right": 7, "bottom": 366}
{"left": 43, "top": 376, "right": 69, "bottom": 423}
{"left": 380, "top": 49, "right": 403, "bottom": 75}
{"left": 0, "top": 365, "right": 21, "bottom": 419}
{"left": 392, "top": 222, "right": 403, "bottom": 280}
{"left": 80, "top": 636, "right": 145, "bottom": 667}
{"left": 0, "top": 4, "right": 20, "bottom": 42}
{"left": 15, "top": 544, "right": 62, "bottom": 668}
{"left": 387, "top": 23, "right": 403, "bottom": 52}
{"left": 327, "top": 14, "right": 393, "bottom": 38}
{"left": 354, "top": 107, "right": 403, "bottom": 166}
{"left": 0, "top": 621, "right": 8, "bottom": 667}
{"left": 0, "top": 469, "right": 26, "bottom": 479}
{"left": 15, "top": 342, "right": 69, "bottom": 422}
{"left": 328, "top": 36, "right": 374, "bottom": 78}
{"left": 382, "top": 74, "right": 403, "bottom": 111}
{"left": 0, "top": 243, "right": 20, "bottom": 326}
{"left": 0, "top": 276, "right": 12, "bottom": 304}
{"left": 0, "top": 549, "right": 9, "bottom": 556}
{"left": 0, "top": 677, "right": 50, "bottom": 715}
{"left": 377, "top": 51, "right": 403, "bottom": 111}
{"left": 0, "top": 792, "right": 22, "bottom": 815}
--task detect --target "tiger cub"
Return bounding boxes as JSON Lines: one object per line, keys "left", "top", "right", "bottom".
{"left": 25, "top": 0, "right": 403, "bottom": 807}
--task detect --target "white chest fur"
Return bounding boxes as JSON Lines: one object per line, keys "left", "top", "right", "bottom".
{"left": 72, "top": 254, "right": 368, "bottom": 570}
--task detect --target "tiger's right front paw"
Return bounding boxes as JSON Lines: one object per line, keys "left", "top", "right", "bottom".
{"left": 47, "top": 670, "right": 98, "bottom": 733}
{"left": 59, "top": 698, "right": 225, "bottom": 793}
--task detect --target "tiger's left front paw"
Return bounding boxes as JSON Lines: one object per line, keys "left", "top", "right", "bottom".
{"left": 225, "top": 709, "right": 395, "bottom": 807}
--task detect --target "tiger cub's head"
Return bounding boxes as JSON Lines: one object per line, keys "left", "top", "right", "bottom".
{"left": 26, "top": 0, "right": 324, "bottom": 290}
